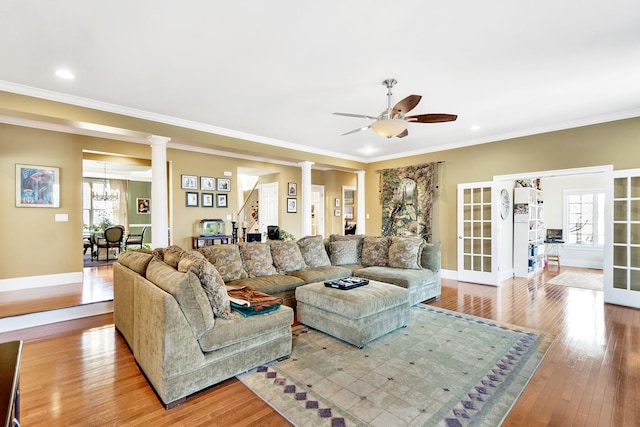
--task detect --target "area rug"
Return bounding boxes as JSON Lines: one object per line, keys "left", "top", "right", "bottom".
{"left": 546, "top": 271, "right": 603, "bottom": 291}
{"left": 238, "top": 305, "right": 555, "bottom": 427}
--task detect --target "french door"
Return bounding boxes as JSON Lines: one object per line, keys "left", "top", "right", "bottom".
{"left": 607, "top": 169, "right": 640, "bottom": 308}
{"left": 457, "top": 182, "right": 498, "bottom": 285}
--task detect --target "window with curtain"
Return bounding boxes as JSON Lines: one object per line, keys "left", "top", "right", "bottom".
{"left": 565, "top": 189, "right": 604, "bottom": 246}
{"left": 82, "top": 179, "right": 128, "bottom": 230}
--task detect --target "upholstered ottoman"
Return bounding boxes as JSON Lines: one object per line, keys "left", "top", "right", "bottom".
{"left": 295, "top": 280, "right": 410, "bottom": 348}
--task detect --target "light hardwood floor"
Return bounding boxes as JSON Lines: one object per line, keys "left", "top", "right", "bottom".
{"left": 1, "top": 266, "right": 638, "bottom": 426}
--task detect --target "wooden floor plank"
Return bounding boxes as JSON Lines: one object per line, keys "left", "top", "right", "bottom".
{"left": 1, "top": 265, "right": 639, "bottom": 426}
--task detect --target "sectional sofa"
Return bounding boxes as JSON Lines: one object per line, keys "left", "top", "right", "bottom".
{"left": 113, "top": 234, "right": 441, "bottom": 407}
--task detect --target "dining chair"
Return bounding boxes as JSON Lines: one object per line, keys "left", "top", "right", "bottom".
{"left": 96, "top": 225, "right": 125, "bottom": 261}
{"left": 124, "top": 225, "right": 148, "bottom": 250}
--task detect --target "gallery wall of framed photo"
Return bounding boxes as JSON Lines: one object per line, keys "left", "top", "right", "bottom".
{"left": 181, "top": 174, "right": 231, "bottom": 208}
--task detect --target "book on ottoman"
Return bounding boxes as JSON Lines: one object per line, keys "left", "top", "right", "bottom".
{"left": 324, "top": 277, "right": 369, "bottom": 290}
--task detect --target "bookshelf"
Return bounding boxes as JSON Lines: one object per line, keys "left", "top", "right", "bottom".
{"left": 514, "top": 187, "right": 545, "bottom": 277}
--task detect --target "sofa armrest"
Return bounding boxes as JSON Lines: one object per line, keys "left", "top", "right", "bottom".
{"left": 133, "top": 276, "right": 206, "bottom": 404}
{"left": 420, "top": 241, "right": 441, "bottom": 272}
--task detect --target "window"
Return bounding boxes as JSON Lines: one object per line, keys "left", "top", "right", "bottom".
{"left": 565, "top": 189, "right": 604, "bottom": 246}
{"left": 83, "top": 180, "right": 117, "bottom": 230}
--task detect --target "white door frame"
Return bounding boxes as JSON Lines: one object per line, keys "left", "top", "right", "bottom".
{"left": 258, "top": 182, "right": 278, "bottom": 240}
{"left": 494, "top": 165, "right": 613, "bottom": 298}
{"left": 311, "top": 184, "right": 325, "bottom": 237}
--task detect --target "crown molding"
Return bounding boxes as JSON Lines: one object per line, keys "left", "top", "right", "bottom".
{"left": 0, "top": 81, "right": 367, "bottom": 163}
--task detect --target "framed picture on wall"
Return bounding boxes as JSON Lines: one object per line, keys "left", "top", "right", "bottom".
{"left": 186, "top": 191, "right": 199, "bottom": 207}
{"left": 202, "top": 193, "right": 214, "bottom": 208}
{"left": 200, "top": 176, "right": 215, "bottom": 191}
{"left": 217, "top": 193, "right": 228, "bottom": 208}
{"left": 181, "top": 174, "right": 198, "bottom": 190}
{"left": 217, "top": 178, "right": 231, "bottom": 192}
{"left": 136, "top": 198, "right": 150, "bottom": 214}
{"left": 288, "top": 182, "right": 297, "bottom": 196}
{"left": 15, "top": 163, "right": 60, "bottom": 207}
{"left": 287, "top": 198, "right": 297, "bottom": 213}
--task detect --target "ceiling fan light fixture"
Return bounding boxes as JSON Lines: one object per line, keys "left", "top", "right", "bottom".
{"left": 371, "top": 118, "right": 407, "bottom": 138}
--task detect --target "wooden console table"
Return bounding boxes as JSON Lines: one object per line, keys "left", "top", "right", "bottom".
{"left": 0, "top": 340, "right": 22, "bottom": 427}
{"left": 192, "top": 235, "right": 232, "bottom": 249}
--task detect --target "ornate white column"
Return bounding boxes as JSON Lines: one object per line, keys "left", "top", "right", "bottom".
{"left": 149, "top": 135, "right": 170, "bottom": 248}
{"left": 299, "top": 161, "right": 314, "bottom": 237}
{"left": 357, "top": 170, "right": 366, "bottom": 235}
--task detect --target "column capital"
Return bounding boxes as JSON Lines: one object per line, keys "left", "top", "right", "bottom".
{"left": 298, "top": 161, "right": 315, "bottom": 169}
{"left": 148, "top": 135, "right": 170, "bottom": 146}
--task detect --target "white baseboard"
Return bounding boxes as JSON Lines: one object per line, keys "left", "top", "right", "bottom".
{"left": 441, "top": 269, "right": 457, "bottom": 280}
{"left": 553, "top": 258, "right": 602, "bottom": 270}
{"left": 0, "top": 301, "right": 113, "bottom": 333}
{"left": 0, "top": 271, "right": 83, "bottom": 292}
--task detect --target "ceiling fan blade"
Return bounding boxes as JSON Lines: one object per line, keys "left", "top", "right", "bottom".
{"left": 396, "top": 129, "right": 409, "bottom": 138}
{"left": 341, "top": 125, "right": 371, "bottom": 136}
{"left": 406, "top": 113, "right": 458, "bottom": 123}
{"left": 392, "top": 95, "right": 422, "bottom": 116}
{"left": 333, "top": 112, "right": 378, "bottom": 120}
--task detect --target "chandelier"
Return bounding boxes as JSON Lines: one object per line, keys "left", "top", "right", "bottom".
{"left": 92, "top": 163, "right": 119, "bottom": 202}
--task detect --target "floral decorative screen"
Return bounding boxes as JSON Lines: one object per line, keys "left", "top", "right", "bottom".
{"left": 380, "top": 163, "right": 437, "bottom": 242}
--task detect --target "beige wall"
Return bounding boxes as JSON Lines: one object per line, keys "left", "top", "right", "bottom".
{"left": 3, "top": 108, "right": 640, "bottom": 284}
{"left": 366, "top": 117, "right": 640, "bottom": 271}
{"left": 0, "top": 124, "right": 360, "bottom": 282}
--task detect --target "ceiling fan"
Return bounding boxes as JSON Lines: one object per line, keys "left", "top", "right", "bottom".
{"left": 334, "top": 78, "right": 457, "bottom": 138}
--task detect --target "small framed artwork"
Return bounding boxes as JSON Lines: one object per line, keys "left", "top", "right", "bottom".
{"left": 217, "top": 193, "right": 228, "bottom": 208}
{"left": 287, "top": 198, "right": 297, "bottom": 213}
{"left": 288, "top": 182, "right": 297, "bottom": 196}
{"left": 186, "top": 192, "right": 199, "bottom": 207}
{"left": 217, "top": 178, "right": 231, "bottom": 192}
{"left": 136, "top": 198, "right": 150, "bottom": 214}
{"left": 181, "top": 174, "right": 198, "bottom": 190}
{"left": 201, "top": 192, "right": 214, "bottom": 208}
{"left": 334, "top": 209, "right": 341, "bottom": 217}
{"left": 200, "top": 176, "right": 215, "bottom": 191}
{"left": 335, "top": 198, "right": 340, "bottom": 207}
{"left": 16, "top": 163, "right": 60, "bottom": 207}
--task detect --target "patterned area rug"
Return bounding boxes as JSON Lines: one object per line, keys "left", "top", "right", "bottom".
{"left": 546, "top": 271, "right": 603, "bottom": 291}
{"left": 238, "top": 305, "right": 555, "bottom": 427}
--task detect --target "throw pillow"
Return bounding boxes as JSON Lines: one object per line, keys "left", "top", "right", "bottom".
{"left": 361, "top": 236, "right": 390, "bottom": 267}
{"left": 269, "top": 240, "right": 307, "bottom": 273}
{"left": 388, "top": 236, "right": 425, "bottom": 270}
{"left": 329, "top": 240, "right": 359, "bottom": 265}
{"left": 198, "top": 245, "right": 249, "bottom": 282}
{"left": 117, "top": 250, "right": 153, "bottom": 276}
{"left": 330, "top": 234, "right": 365, "bottom": 262}
{"left": 239, "top": 242, "right": 278, "bottom": 277}
{"left": 163, "top": 245, "right": 186, "bottom": 269}
{"left": 178, "top": 251, "right": 231, "bottom": 319}
{"left": 297, "top": 235, "right": 331, "bottom": 268}
{"left": 420, "top": 241, "right": 442, "bottom": 272}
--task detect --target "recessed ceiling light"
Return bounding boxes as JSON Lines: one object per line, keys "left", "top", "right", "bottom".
{"left": 470, "top": 125, "right": 481, "bottom": 131}
{"left": 55, "top": 69, "right": 75, "bottom": 80}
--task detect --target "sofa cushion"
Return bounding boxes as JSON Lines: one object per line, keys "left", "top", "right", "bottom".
{"left": 178, "top": 251, "right": 231, "bottom": 319}
{"left": 145, "top": 257, "right": 215, "bottom": 338}
{"left": 288, "top": 265, "right": 353, "bottom": 283}
{"left": 361, "top": 236, "right": 390, "bottom": 267}
{"left": 199, "top": 245, "right": 249, "bottom": 282}
{"left": 226, "top": 274, "right": 305, "bottom": 297}
{"left": 297, "top": 235, "right": 331, "bottom": 268}
{"left": 162, "top": 245, "right": 187, "bottom": 269}
{"left": 329, "top": 240, "right": 360, "bottom": 265}
{"left": 117, "top": 250, "right": 153, "bottom": 276}
{"left": 421, "top": 241, "right": 442, "bottom": 272}
{"left": 198, "top": 305, "right": 293, "bottom": 353}
{"left": 354, "top": 266, "right": 437, "bottom": 290}
{"left": 388, "top": 236, "right": 425, "bottom": 270}
{"left": 269, "top": 240, "right": 307, "bottom": 273}
{"left": 240, "top": 242, "right": 278, "bottom": 277}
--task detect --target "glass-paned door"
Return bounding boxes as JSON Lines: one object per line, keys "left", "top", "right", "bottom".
{"left": 609, "top": 170, "right": 640, "bottom": 308}
{"left": 457, "top": 182, "right": 497, "bottom": 285}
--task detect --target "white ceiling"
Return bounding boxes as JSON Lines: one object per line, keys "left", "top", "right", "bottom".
{"left": 1, "top": 1, "right": 639, "bottom": 162}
